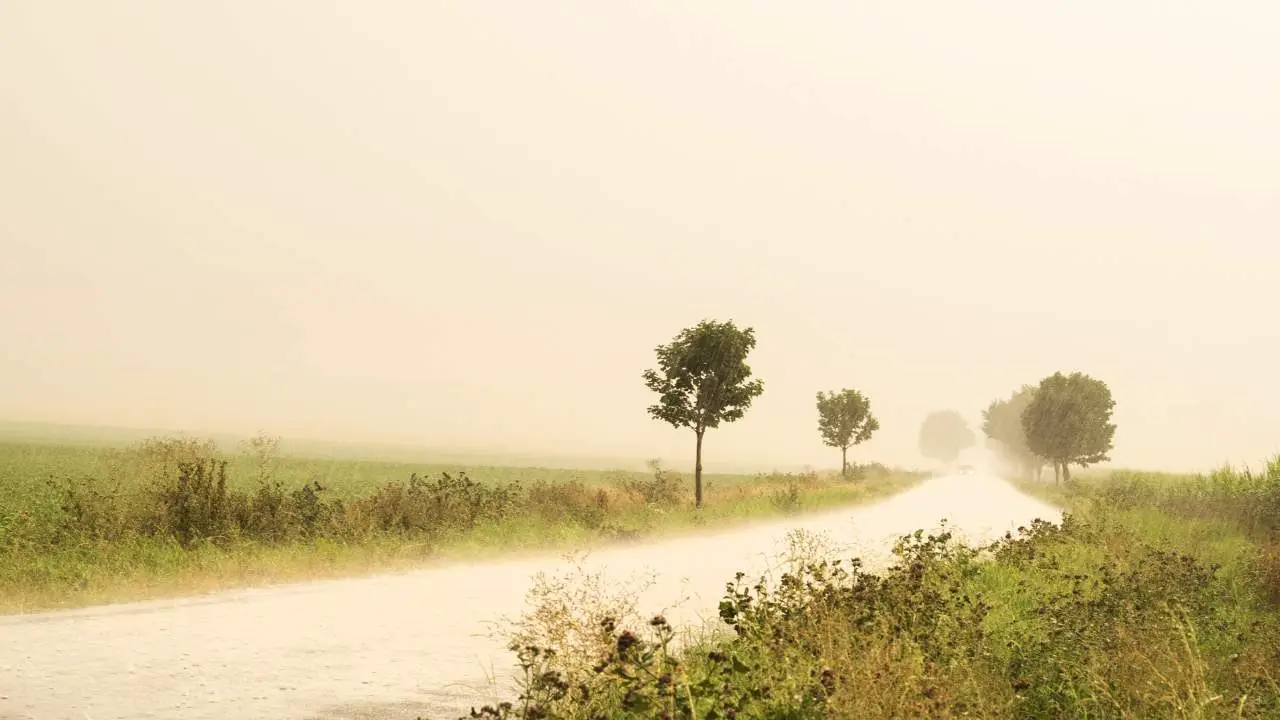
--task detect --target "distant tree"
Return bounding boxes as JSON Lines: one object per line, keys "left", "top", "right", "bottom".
{"left": 918, "top": 410, "right": 976, "bottom": 466}
{"left": 642, "top": 319, "right": 765, "bottom": 508}
{"left": 816, "top": 389, "right": 880, "bottom": 479}
{"left": 1021, "top": 371, "right": 1116, "bottom": 484}
{"left": 981, "top": 385, "right": 1045, "bottom": 481}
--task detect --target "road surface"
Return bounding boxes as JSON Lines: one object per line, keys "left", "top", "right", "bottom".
{"left": 0, "top": 472, "right": 1060, "bottom": 720}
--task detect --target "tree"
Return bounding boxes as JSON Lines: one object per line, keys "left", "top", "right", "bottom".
{"left": 918, "top": 410, "right": 975, "bottom": 466}
{"left": 816, "top": 389, "right": 880, "bottom": 479}
{"left": 642, "top": 319, "right": 765, "bottom": 508}
{"left": 981, "top": 385, "right": 1045, "bottom": 481}
{"left": 1021, "top": 371, "right": 1116, "bottom": 484}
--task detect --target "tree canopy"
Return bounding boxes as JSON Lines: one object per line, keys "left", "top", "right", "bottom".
{"left": 642, "top": 319, "right": 765, "bottom": 507}
{"left": 918, "top": 410, "right": 976, "bottom": 465}
{"left": 816, "top": 389, "right": 880, "bottom": 478}
{"left": 981, "top": 384, "right": 1044, "bottom": 480}
{"left": 1021, "top": 371, "right": 1116, "bottom": 483}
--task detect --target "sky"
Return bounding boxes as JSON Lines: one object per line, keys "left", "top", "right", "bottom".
{"left": 1, "top": 1, "right": 1277, "bottom": 473}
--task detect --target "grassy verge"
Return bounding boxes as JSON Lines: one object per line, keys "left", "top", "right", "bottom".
{"left": 474, "top": 459, "right": 1280, "bottom": 719}
{"left": 0, "top": 436, "right": 922, "bottom": 614}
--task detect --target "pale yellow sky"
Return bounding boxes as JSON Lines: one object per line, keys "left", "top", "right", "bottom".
{"left": 1, "top": 2, "right": 1276, "bottom": 472}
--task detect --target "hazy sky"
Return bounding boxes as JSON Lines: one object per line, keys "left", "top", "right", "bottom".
{"left": 2, "top": 2, "right": 1277, "bottom": 472}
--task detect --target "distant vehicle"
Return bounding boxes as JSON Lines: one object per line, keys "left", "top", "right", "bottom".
{"left": 957, "top": 464, "right": 975, "bottom": 475}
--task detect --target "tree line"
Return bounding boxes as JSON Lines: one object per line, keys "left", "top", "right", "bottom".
{"left": 643, "top": 318, "right": 1117, "bottom": 506}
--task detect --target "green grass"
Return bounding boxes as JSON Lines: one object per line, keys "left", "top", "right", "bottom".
{"left": 0, "top": 439, "right": 824, "bottom": 500}
{"left": 0, "top": 437, "right": 922, "bottom": 614}
{"left": 472, "top": 460, "right": 1280, "bottom": 720}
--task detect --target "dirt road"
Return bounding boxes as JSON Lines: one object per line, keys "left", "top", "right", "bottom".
{"left": 0, "top": 473, "right": 1060, "bottom": 720}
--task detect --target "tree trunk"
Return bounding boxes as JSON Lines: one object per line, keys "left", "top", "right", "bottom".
{"left": 1053, "top": 461, "right": 1061, "bottom": 485}
{"left": 841, "top": 446, "right": 848, "bottom": 479}
{"left": 694, "top": 429, "right": 705, "bottom": 509}
{"left": 1062, "top": 462, "right": 1071, "bottom": 483}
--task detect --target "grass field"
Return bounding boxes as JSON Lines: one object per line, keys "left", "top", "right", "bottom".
{"left": 0, "top": 435, "right": 923, "bottom": 614}
{"left": 476, "top": 459, "right": 1280, "bottom": 719}
{"left": 0, "top": 439, "right": 822, "bottom": 500}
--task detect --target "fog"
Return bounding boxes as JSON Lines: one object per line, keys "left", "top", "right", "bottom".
{"left": 1, "top": 1, "right": 1277, "bottom": 473}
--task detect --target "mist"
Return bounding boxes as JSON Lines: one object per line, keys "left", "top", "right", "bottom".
{"left": 2, "top": 1, "right": 1277, "bottom": 473}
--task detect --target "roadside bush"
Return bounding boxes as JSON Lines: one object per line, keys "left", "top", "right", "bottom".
{"left": 849, "top": 461, "right": 894, "bottom": 482}
{"left": 769, "top": 477, "right": 802, "bottom": 513}
{"left": 459, "top": 463, "right": 1280, "bottom": 720}
{"left": 617, "top": 460, "right": 686, "bottom": 509}
{"left": 107, "top": 436, "right": 220, "bottom": 491}
{"left": 33, "top": 443, "right": 697, "bottom": 554}
{"left": 990, "top": 516, "right": 1261, "bottom": 717}
{"left": 37, "top": 436, "right": 538, "bottom": 547}
{"left": 46, "top": 474, "right": 132, "bottom": 543}
{"left": 522, "top": 480, "right": 616, "bottom": 529}
{"left": 460, "top": 528, "right": 1000, "bottom": 720}
{"left": 151, "top": 459, "right": 235, "bottom": 547}
{"left": 235, "top": 478, "right": 340, "bottom": 541}
{"left": 355, "top": 471, "right": 521, "bottom": 538}
{"left": 759, "top": 471, "right": 819, "bottom": 513}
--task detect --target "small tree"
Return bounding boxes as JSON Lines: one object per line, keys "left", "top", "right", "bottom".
{"left": 642, "top": 319, "right": 765, "bottom": 508}
{"left": 1021, "top": 371, "right": 1116, "bottom": 483}
{"left": 816, "top": 389, "right": 880, "bottom": 479}
{"left": 918, "top": 410, "right": 975, "bottom": 466}
{"left": 981, "top": 385, "right": 1045, "bottom": 481}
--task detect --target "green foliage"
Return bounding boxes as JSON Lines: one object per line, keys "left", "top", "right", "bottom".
{"left": 917, "top": 409, "right": 975, "bottom": 465}
{"left": 816, "top": 389, "right": 880, "bottom": 478}
{"left": 468, "top": 462, "right": 1280, "bottom": 719}
{"left": 1021, "top": 371, "right": 1117, "bottom": 482}
{"left": 982, "top": 385, "right": 1043, "bottom": 480}
{"left": 642, "top": 319, "right": 765, "bottom": 506}
{"left": 642, "top": 319, "right": 765, "bottom": 434}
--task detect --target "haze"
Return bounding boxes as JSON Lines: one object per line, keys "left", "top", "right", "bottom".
{"left": 1, "top": 2, "right": 1276, "bottom": 473}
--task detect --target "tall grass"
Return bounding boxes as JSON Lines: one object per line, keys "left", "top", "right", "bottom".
{"left": 463, "top": 459, "right": 1280, "bottom": 719}
{"left": 0, "top": 436, "right": 922, "bottom": 613}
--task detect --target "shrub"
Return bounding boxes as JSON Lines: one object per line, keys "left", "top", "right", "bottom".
{"left": 45, "top": 474, "right": 131, "bottom": 544}
{"left": 522, "top": 480, "right": 615, "bottom": 529}
{"left": 151, "top": 459, "right": 235, "bottom": 548}
{"left": 461, "top": 462, "right": 1280, "bottom": 720}
{"left": 355, "top": 471, "right": 520, "bottom": 538}
{"left": 617, "top": 460, "right": 686, "bottom": 509}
